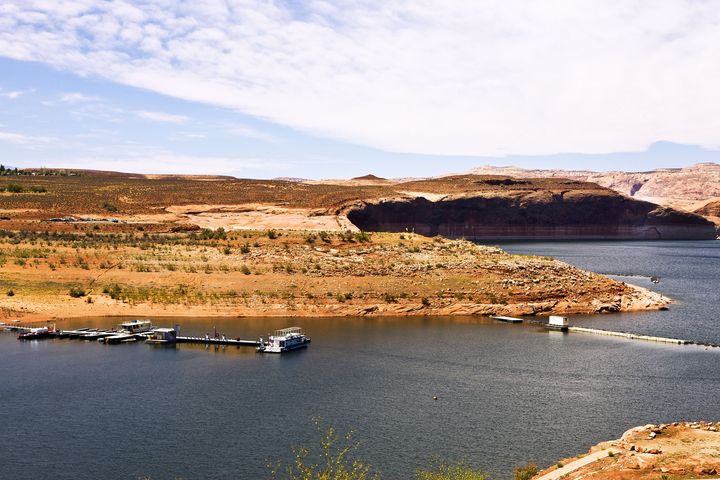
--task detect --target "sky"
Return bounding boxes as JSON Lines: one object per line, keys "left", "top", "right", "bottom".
{"left": 1, "top": 0, "right": 719, "bottom": 179}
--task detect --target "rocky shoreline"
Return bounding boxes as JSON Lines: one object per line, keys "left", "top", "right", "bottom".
{"left": 537, "top": 421, "right": 720, "bottom": 479}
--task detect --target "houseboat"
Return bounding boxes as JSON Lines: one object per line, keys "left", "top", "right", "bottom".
{"left": 146, "top": 327, "right": 178, "bottom": 345}
{"left": 545, "top": 315, "right": 569, "bottom": 331}
{"left": 119, "top": 319, "right": 154, "bottom": 334}
{"left": 257, "top": 327, "right": 310, "bottom": 353}
{"left": 101, "top": 319, "right": 154, "bottom": 344}
{"left": 17, "top": 327, "right": 51, "bottom": 340}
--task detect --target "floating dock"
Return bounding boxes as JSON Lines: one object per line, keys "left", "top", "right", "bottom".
{"left": 568, "top": 326, "right": 689, "bottom": 345}
{"left": 176, "top": 336, "right": 260, "bottom": 347}
{"left": 490, "top": 316, "right": 524, "bottom": 324}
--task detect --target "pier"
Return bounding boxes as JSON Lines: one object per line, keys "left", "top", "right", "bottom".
{"left": 490, "top": 315, "right": 523, "bottom": 324}
{"left": 176, "top": 336, "right": 260, "bottom": 347}
{"left": 567, "top": 326, "right": 689, "bottom": 345}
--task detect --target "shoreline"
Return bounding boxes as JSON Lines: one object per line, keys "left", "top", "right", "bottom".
{"left": 3, "top": 281, "right": 671, "bottom": 325}
{"left": 536, "top": 421, "right": 720, "bottom": 479}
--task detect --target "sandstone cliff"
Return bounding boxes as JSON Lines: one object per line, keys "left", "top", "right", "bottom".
{"left": 346, "top": 175, "right": 717, "bottom": 240}
{"left": 468, "top": 162, "right": 720, "bottom": 212}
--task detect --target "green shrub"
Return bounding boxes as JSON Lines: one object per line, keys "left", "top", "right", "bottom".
{"left": 382, "top": 292, "right": 397, "bottom": 303}
{"left": 240, "top": 243, "right": 251, "bottom": 254}
{"left": 267, "top": 229, "right": 278, "bottom": 239}
{"left": 2, "top": 183, "right": 24, "bottom": 193}
{"left": 416, "top": 462, "right": 488, "bottom": 480}
{"left": 421, "top": 297, "right": 430, "bottom": 307}
{"left": 268, "top": 420, "right": 377, "bottom": 480}
{"left": 6, "top": 289, "right": 15, "bottom": 297}
{"left": 240, "top": 265, "right": 251, "bottom": 275}
{"left": 68, "top": 286, "right": 86, "bottom": 298}
{"left": 513, "top": 463, "right": 537, "bottom": 480}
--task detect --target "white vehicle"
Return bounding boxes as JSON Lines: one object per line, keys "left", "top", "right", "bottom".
{"left": 257, "top": 327, "right": 310, "bottom": 353}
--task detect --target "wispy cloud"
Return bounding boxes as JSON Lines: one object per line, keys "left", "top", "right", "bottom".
{"left": 1, "top": 89, "right": 28, "bottom": 99}
{"left": 136, "top": 110, "right": 190, "bottom": 124}
{"left": 60, "top": 92, "right": 99, "bottom": 103}
{"left": 1, "top": 2, "right": 719, "bottom": 156}
{"left": 227, "top": 125, "right": 275, "bottom": 142}
{"left": 0, "top": 130, "right": 54, "bottom": 145}
{"left": 53, "top": 153, "right": 279, "bottom": 175}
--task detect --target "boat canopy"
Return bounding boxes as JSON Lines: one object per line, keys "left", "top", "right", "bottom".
{"left": 273, "top": 327, "right": 303, "bottom": 337}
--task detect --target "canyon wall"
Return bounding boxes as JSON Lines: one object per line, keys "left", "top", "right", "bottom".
{"left": 347, "top": 190, "right": 717, "bottom": 240}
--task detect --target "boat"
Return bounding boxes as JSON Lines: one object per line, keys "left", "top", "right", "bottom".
{"left": 101, "top": 320, "right": 154, "bottom": 344}
{"left": 119, "top": 319, "right": 154, "bottom": 334}
{"left": 545, "top": 315, "right": 569, "bottom": 332}
{"left": 257, "top": 327, "right": 310, "bottom": 353}
{"left": 17, "top": 327, "right": 51, "bottom": 340}
{"left": 80, "top": 330, "right": 118, "bottom": 341}
{"left": 146, "top": 327, "right": 178, "bottom": 345}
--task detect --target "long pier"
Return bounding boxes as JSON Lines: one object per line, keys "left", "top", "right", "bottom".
{"left": 567, "top": 326, "right": 689, "bottom": 345}
{"left": 488, "top": 316, "right": 720, "bottom": 348}
{"left": 176, "top": 336, "right": 260, "bottom": 347}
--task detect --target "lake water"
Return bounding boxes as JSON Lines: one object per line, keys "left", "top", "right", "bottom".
{"left": 1, "top": 241, "right": 719, "bottom": 479}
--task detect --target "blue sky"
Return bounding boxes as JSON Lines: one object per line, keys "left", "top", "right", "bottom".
{"left": 1, "top": 1, "right": 719, "bottom": 179}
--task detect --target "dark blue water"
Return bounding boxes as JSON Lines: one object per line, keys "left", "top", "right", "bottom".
{"left": 498, "top": 240, "right": 720, "bottom": 344}
{"left": 1, "top": 241, "right": 719, "bottom": 480}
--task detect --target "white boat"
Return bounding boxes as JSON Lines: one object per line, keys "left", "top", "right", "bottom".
{"left": 119, "top": 319, "right": 154, "bottom": 334}
{"left": 101, "top": 320, "right": 154, "bottom": 344}
{"left": 257, "top": 327, "right": 310, "bottom": 353}
{"left": 146, "top": 327, "right": 178, "bottom": 345}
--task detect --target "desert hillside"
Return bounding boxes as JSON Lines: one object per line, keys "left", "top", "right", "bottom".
{"left": 469, "top": 162, "right": 720, "bottom": 212}
{"left": 0, "top": 169, "right": 715, "bottom": 240}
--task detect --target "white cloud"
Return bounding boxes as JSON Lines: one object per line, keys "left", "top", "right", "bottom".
{"left": 60, "top": 92, "right": 99, "bottom": 103}
{"left": 46, "top": 153, "right": 279, "bottom": 175}
{"left": 227, "top": 125, "right": 275, "bottom": 142}
{"left": 1, "top": 90, "right": 27, "bottom": 99}
{"left": 0, "top": 130, "right": 54, "bottom": 144}
{"left": 136, "top": 110, "right": 190, "bottom": 124}
{"left": 1, "top": 1, "right": 719, "bottom": 156}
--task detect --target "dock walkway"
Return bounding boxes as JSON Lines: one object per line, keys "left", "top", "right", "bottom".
{"left": 535, "top": 448, "right": 621, "bottom": 480}
{"left": 568, "top": 326, "right": 689, "bottom": 345}
{"left": 176, "top": 336, "right": 259, "bottom": 347}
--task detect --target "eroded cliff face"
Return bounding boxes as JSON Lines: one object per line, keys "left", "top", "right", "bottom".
{"left": 469, "top": 162, "right": 720, "bottom": 212}
{"left": 346, "top": 182, "right": 717, "bottom": 240}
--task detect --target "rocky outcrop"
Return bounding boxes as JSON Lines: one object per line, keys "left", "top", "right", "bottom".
{"left": 347, "top": 177, "right": 717, "bottom": 240}
{"left": 469, "top": 162, "right": 720, "bottom": 211}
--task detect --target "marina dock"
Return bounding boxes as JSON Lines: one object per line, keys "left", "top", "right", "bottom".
{"left": 567, "top": 326, "right": 689, "bottom": 345}
{"left": 490, "top": 316, "right": 523, "bottom": 323}
{"left": 176, "top": 336, "right": 260, "bottom": 347}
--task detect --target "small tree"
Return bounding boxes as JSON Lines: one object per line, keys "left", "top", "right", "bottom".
{"left": 269, "top": 419, "right": 378, "bottom": 480}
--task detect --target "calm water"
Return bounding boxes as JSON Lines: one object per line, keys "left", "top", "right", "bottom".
{"left": 1, "top": 241, "right": 719, "bottom": 480}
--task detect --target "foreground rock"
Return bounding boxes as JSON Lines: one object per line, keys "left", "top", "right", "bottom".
{"left": 537, "top": 422, "right": 720, "bottom": 479}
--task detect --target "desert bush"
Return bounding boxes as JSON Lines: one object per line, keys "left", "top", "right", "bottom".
{"left": 268, "top": 420, "right": 377, "bottom": 480}
{"left": 240, "top": 265, "right": 251, "bottom": 275}
{"left": 68, "top": 286, "right": 86, "bottom": 298}
{"left": 512, "top": 463, "right": 537, "bottom": 480}
{"left": 267, "top": 229, "right": 278, "bottom": 239}
{"left": 416, "top": 462, "right": 488, "bottom": 480}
